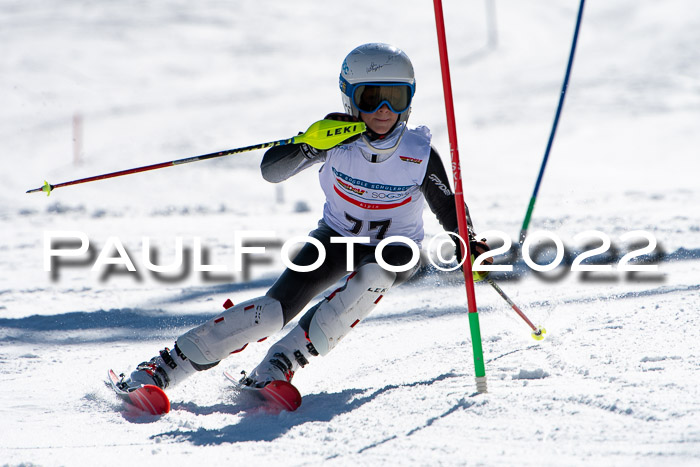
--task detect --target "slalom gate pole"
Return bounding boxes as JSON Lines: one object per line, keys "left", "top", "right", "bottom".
{"left": 519, "top": 0, "right": 586, "bottom": 243}
{"left": 486, "top": 279, "right": 546, "bottom": 341}
{"left": 26, "top": 119, "right": 365, "bottom": 196}
{"left": 433, "top": 0, "right": 487, "bottom": 393}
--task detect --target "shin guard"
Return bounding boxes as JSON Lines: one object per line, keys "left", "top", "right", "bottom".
{"left": 308, "top": 263, "right": 395, "bottom": 356}
{"left": 176, "top": 296, "right": 284, "bottom": 365}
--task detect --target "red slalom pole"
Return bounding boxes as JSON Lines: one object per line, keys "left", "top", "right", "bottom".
{"left": 433, "top": 0, "right": 487, "bottom": 393}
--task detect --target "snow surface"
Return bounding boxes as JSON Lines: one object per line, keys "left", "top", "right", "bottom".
{"left": 2, "top": 0, "right": 700, "bottom": 465}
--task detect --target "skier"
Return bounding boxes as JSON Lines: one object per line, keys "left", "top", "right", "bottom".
{"left": 118, "top": 43, "right": 489, "bottom": 393}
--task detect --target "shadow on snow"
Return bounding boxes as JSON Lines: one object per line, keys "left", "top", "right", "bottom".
{"left": 1, "top": 280, "right": 696, "bottom": 345}
{"left": 0, "top": 308, "right": 214, "bottom": 344}
{"left": 153, "top": 371, "right": 473, "bottom": 446}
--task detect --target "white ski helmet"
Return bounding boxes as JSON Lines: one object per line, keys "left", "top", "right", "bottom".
{"left": 339, "top": 43, "right": 416, "bottom": 125}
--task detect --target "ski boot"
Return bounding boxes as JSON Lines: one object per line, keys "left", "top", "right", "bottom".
{"left": 125, "top": 346, "right": 198, "bottom": 390}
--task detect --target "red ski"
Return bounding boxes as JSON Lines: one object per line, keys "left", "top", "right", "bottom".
{"left": 107, "top": 369, "right": 170, "bottom": 415}
{"left": 224, "top": 370, "right": 302, "bottom": 412}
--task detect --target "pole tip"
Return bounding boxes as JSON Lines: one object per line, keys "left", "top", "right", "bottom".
{"left": 475, "top": 376, "right": 488, "bottom": 393}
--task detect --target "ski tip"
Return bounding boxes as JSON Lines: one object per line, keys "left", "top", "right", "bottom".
{"left": 223, "top": 370, "right": 239, "bottom": 384}
{"left": 107, "top": 369, "right": 121, "bottom": 386}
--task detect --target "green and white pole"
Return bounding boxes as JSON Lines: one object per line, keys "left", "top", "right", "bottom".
{"left": 434, "top": 0, "right": 487, "bottom": 393}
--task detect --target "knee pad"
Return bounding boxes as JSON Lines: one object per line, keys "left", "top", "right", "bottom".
{"left": 177, "top": 296, "right": 284, "bottom": 365}
{"left": 308, "top": 263, "right": 395, "bottom": 356}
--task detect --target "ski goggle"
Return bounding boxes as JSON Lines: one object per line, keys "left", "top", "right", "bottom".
{"left": 340, "top": 77, "right": 415, "bottom": 114}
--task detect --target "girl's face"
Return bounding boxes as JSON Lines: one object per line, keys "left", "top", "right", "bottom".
{"left": 360, "top": 105, "right": 399, "bottom": 135}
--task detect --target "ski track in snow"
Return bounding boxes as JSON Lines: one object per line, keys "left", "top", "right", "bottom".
{"left": 2, "top": 0, "right": 700, "bottom": 466}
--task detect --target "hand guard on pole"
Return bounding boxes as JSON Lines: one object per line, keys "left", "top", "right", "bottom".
{"left": 323, "top": 112, "right": 363, "bottom": 146}
{"left": 300, "top": 113, "right": 362, "bottom": 160}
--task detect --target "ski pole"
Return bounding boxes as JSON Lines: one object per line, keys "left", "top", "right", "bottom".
{"left": 519, "top": 0, "right": 585, "bottom": 243}
{"left": 27, "top": 118, "right": 366, "bottom": 196}
{"left": 486, "top": 278, "right": 546, "bottom": 341}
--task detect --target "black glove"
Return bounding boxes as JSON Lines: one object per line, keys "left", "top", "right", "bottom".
{"left": 454, "top": 233, "right": 492, "bottom": 282}
{"left": 300, "top": 142, "right": 321, "bottom": 160}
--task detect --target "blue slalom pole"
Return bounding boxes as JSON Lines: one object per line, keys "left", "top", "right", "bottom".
{"left": 519, "top": 0, "right": 586, "bottom": 243}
